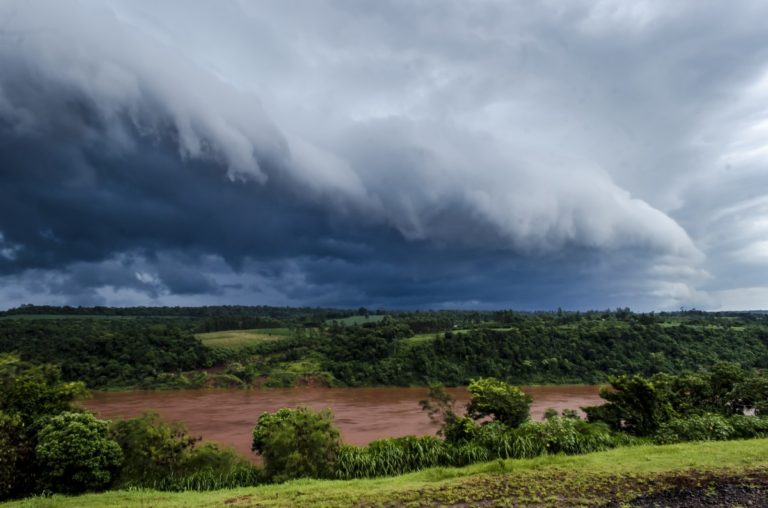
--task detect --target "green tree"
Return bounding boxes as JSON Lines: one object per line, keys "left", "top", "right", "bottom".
{"left": 0, "top": 411, "right": 22, "bottom": 499}
{"left": 466, "top": 378, "right": 532, "bottom": 428}
{"left": 0, "top": 354, "right": 86, "bottom": 425}
{"left": 252, "top": 407, "right": 340, "bottom": 482}
{"left": 35, "top": 412, "right": 123, "bottom": 493}
{"left": 110, "top": 412, "right": 200, "bottom": 486}
{"left": 0, "top": 354, "right": 86, "bottom": 499}
{"left": 584, "top": 374, "right": 675, "bottom": 436}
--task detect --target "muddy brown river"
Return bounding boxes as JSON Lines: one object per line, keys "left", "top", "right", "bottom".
{"left": 82, "top": 385, "right": 602, "bottom": 459}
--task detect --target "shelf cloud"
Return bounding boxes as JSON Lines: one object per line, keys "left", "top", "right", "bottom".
{"left": 1, "top": 0, "right": 767, "bottom": 310}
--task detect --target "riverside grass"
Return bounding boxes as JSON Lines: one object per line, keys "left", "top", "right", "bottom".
{"left": 7, "top": 439, "right": 768, "bottom": 507}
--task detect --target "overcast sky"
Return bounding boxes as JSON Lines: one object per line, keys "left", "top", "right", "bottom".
{"left": 1, "top": 0, "right": 767, "bottom": 311}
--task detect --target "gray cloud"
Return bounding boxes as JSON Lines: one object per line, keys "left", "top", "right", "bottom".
{"left": 1, "top": 0, "right": 767, "bottom": 309}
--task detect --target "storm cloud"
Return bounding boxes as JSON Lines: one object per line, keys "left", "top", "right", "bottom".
{"left": 0, "top": 0, "right": 767, "bottom": 310}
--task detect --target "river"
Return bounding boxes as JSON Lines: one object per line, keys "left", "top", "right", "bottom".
{"left": 82, "top": 385, "right": 602, "bottom": 459}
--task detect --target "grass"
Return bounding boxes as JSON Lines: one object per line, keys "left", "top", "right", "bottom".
{"left": 8, "top": 439, "right": 768, "bottom": 507}
{"left": 325, "top": 315, "right": 386, "bottom": 326}
{"left": 195, "top": 328, "right": 293, "bottom": 350}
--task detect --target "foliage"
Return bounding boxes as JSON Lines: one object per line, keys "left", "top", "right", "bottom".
{"left": 35, "top": 412, "right": 123, "bottom": 494}
{"left": 110, "top": 412, "right": 200, "bottom": 486}
{"left": 6, "top": 308, "right": 768, "bottom": 389}
{"left": 585, "top": 364, "right": 768, "bottom": 436}
{"left": 584, "top": 374, "right": 675, "bottom": 436}
{"left": 466, "top": 377, "right": 532, "bottom": 428}
{"left": 728, "top": 415, "right": 768, "bottom": 439}
{"left": 0, "top": 355, "right": 86, "bottom": 499}
{"left": 655, "top": 414, "right": 735, "bottom": 444}
{"left": 0, "top": 411, "right": 22, "bottom": 499}
{"left": 0, "top": 320, "right": 210, "bottom": 389}
{"left": 0, "top": 354, "right": 86, "bottom": 425}
{"left": 252, "top": 407, "right": 340, "bottom": 482}
{"left": 5, "top": 439, "right": 768, "bottom": 508}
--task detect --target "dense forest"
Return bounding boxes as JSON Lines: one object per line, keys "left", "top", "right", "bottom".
{"left": 1, "top": 305, "right": 768, "bottom": 389}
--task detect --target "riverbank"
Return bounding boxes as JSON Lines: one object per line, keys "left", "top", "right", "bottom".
{"left": 7, "top": 439, "right": 768, "bottom": 507}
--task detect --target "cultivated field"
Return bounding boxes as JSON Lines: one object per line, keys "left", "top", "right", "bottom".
{"left": 195, "top": 328, "right": 293, "bottom": 350}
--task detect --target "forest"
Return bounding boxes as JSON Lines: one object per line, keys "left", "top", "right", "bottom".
{"left": 1, "top": 305, "right": 767, "bottom": 389}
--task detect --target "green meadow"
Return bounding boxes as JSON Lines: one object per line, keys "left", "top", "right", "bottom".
{"left": 195, "top": 328, "right": 293, "bottom": 350}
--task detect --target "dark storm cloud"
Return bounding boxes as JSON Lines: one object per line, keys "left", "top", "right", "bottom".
{"left": 1, "top": 0, "right": 768, "bottom": 309}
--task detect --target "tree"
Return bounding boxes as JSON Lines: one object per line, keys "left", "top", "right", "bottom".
{"left": 110, "top": 412, "right": 200, "bottom": 486}
{"left": 0, "top": 412, "right": 22, "bottom": 499}
{"left": 35, "top": 412, "right": 123, "bottom": 493}
{"left": 0, "top": 354, "right": 86, "bottom": 426}
{"left": 583, "top": 374, "right": 675, "bottom": 436}
{"left": 466, "top": 378, "right": 532, "bottom": 428}
{"left": 252, "top": 407, "right": 340, "bottom": 482}
{"left": 0, "top": 354, "right": 86, "bottom": 499}
{"left": 419, "top": 384, "right": 476, "bottom": 443}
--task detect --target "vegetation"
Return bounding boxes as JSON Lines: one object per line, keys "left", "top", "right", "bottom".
{"left": 34, "top": 412, "right": 123, "bottom": 494}
{"left": 5, "top": 439, "right": 768, "bottom": 507}
{"left": 6, "top": 305, "right": 768, "bottom": 504}
{"left": 195, "top": 328, "right": 292, "bottom": 350}
{"left": 4, "top": 306, "right": 768, "bottom": 390}
{"left": 0, "top": 355, "right": 257, "bottom": 501}
{"left": 252, "top": 408, "right": 340, "bottom": 482}
{"left": 466, "top": 377, "right": 532, "bottom": 428}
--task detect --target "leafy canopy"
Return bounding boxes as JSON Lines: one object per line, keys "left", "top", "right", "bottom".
{"left": 466, "top": 377, "right": 532, "bottom": 428}
{"left": 252, "top": 407, "right": 340, "bottom": 482}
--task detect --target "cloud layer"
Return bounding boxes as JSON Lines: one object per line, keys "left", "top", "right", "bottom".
{"left": 1, "top": 0, "right": 767, "bottom": 310}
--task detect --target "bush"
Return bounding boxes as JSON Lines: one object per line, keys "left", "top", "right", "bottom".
{"left": 584, "top": 374, "right": 674, "bottom": 436}
{"left": 473, "top": 418, "right": 625, "bottom": 459}
{"left": 35, "top": 412, "right": 123, "bottom": 493}
{"left": 252, "top": 407, "right": 340, "bottom": 482}
{"left": 466, "top": 378, "right": 532, "bottom": 428}
{"left": 111, "top": 412, "right": 200, "bottom": 486}
{"left": 729, "top": 415, "right": 768, "bottom": 439}
{"left": 654, "top": 414, "right": 735, "bottom": 444}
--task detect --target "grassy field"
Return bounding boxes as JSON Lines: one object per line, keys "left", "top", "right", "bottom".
{"left": 195, "top": 328, "right": 293, "bottom": 350}
{"left": 325, "top": 315, "right": 386, "bottom": 326}
{"left": 8, "top": 439, "right": 768, "bottom": 507}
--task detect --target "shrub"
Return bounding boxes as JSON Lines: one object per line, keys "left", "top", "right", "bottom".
{"left": 35, "top": 412, "right": 123, "bottom": 493}
{"left": 584, "top": 374, "right": 675, "bottom": 436}
{"left": 654, "top": 414, "right": 735, "bottom": 444}
{"left": 111, "top": 412, "right": 200, "bottom": 486}
{"left": 252, "top": 407, "right": 340, "bottom": 482}
{"left": 466, "top": 378, "right": 532, "bottom": 428}
{"left": 728, "top": 415, "right": 768, "bottom": 439}
{"left": 473, "top": 418, "right": 623, "bottom": 459}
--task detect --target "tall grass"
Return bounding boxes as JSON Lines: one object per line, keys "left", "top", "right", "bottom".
{"left": 129, "top": 465, "right": 261, "bottom": 492}
{"left": 333, "top": 418, "right": 636, "bottom": 480}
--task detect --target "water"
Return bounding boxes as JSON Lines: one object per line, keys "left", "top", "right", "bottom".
{"left": 82, "top": 385, "right": 602, "bottom": 459}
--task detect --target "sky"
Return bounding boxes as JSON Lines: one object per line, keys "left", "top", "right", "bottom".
{"left": 1, "top": 0, "right": 768, "bottom": 311}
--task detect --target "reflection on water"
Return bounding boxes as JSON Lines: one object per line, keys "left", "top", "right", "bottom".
{"left": 82, "top": 385, "right": 603, "bottom": 459}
